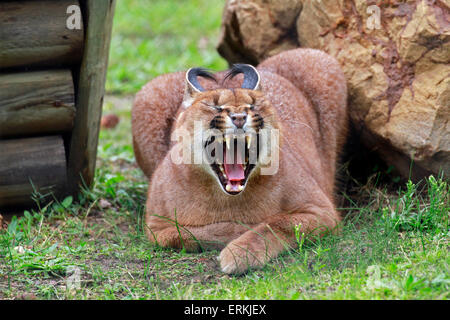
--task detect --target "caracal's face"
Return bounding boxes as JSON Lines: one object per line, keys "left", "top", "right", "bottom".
{"left": 177, "top": 88, "right": 279, "bottom": 196}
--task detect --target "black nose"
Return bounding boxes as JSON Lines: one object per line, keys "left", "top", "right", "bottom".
{"left": 230, "top": 113, "right": 247, "bottom": 128}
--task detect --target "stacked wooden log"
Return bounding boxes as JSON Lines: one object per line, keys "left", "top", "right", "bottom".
{"left": 0, "top": 0, "right": 116, "bottom": 209}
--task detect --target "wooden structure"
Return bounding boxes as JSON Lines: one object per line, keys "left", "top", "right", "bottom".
{"left": 0, "top": 0, "right": 116, "bottom": 209}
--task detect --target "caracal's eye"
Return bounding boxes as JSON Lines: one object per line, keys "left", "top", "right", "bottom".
{"left": 201, "top": 101, "right": 223, "bottom": 112}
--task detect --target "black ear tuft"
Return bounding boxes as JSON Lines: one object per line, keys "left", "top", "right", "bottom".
{"left": 186, "top": 67, "right": 217, "bottom": 92}
{"left": 224, "top": 64, "right": 260, "bottom": 90}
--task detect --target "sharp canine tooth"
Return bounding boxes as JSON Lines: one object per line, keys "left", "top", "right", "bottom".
{"left": 226, "top": 184, "right": 231, "bottom": 192}
{"left": 238, "top": 185, "right": 244, "bottom": 191}
{"left": 225, "top": 136, "right": 231, "bottom": 149}
{"left": 246, "top": 135, "right": 252, "bottom": 149}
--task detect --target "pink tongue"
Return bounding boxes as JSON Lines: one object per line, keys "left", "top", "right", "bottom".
{"left": 224, "top": 147, "right": 245, "bottom": 181}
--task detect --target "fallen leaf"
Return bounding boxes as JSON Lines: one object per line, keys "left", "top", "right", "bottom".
{"left": 98, "top": 199, "right": 112, "bottom": 209}
{"left": 14, "top": 246, "right": 26, "bottom": 254}
{"left": 101, "top": 114, "right": 120, "bottom": 129}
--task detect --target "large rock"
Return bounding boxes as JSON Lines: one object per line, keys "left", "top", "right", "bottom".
{"left": 218, "top": 0, "right": 302, "bottom": 64}
{"left": 218, "top": 0, "right": 450, "bottom": 181}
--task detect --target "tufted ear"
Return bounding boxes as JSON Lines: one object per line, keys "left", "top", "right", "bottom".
{"left": 183, "top": 67, "right": 216, "bottom": 108}
{"left": 224, "top": 64, "right": 261, "bottom": 91}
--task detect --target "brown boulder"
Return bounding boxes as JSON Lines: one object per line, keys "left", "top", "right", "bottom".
{"left": 218, "top": 0, "right": 302, "bottom": 65}
{"left": 217, "top": 0, "right": 450, "bottom": 180}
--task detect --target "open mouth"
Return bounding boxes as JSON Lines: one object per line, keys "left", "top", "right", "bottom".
{"left": 205, "top": 133, "right": 260, "bottom": 195}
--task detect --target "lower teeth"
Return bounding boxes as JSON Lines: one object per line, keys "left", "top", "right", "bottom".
{"left": 225, "top": 184, "right": 244, "bottom": 192}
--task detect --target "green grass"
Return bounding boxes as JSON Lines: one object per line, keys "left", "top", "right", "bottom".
{"left": 0, "top": 101, "right": 448, "bottom": 299}
{"left": 106, "top": 0, "right": 228, "bottom": 94}
{"left": 1, "top": 0, "right": 449, "bottom": 300}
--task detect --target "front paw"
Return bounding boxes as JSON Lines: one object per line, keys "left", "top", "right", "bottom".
{"left": 218, "top": 238, "right": 268, "bottom": 274}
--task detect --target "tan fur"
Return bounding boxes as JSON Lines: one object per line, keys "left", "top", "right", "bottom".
{"left": 132, "top": 48, "right": 348, "bottom": 274}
